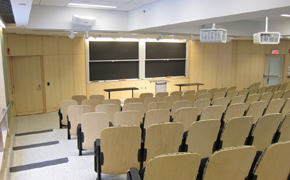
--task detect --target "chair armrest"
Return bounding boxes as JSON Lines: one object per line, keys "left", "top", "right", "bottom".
{"left": 127, "top": 167, "right": 142, "bottom": 180}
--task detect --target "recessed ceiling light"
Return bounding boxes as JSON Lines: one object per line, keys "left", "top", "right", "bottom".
{"left": 19, "top": 3, "right": 27, "bottom": 5}
{"left": 169, "top": 35, "right": 174, "bottom": 36}
{"left": 68, "top": 3, "right": 116, "bottom": 9}
{"left": 281, "top": 14, "right": 290, "bottom": 17}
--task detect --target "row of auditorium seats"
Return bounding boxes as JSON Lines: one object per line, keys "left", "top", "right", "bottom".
{"left": 57, "top": 81, "right": 290, "bottom": 179}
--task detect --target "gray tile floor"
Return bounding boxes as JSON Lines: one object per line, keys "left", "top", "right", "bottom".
{"left": 6, "top": 111, "right": 126, "bottom": 180}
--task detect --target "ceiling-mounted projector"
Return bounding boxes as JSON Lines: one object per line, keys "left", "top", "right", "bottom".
{"left": 253, "top": 17, "right": 280, "bottom": 44}
{"left": 200, "top": 23, "right": 227, "bottom": 43}
{"left": 72, "top": 15, "right": 96, "bottom": 26}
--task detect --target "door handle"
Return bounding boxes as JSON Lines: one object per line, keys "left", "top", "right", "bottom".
{"left": 36, "top": 84, "right": 41, "bottom": 90}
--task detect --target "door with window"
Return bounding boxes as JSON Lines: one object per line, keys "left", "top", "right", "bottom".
{"left": 12, "top": 56, "right": 44, "bottom": 115}
{"left": 264, "top": 55, "right": 284, "bottom": 86}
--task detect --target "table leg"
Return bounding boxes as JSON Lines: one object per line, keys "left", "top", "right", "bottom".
{"left": 179, "top": 86, "right": 181, "bottom": 91}
{"left": 108, "top": 92, "right": 111, "bottom": 99}
{"left": 132, "top": 90, "right": 134, "bottom": 98}
{"left": 197, "top": 85, "right": 199, "bottom": 91}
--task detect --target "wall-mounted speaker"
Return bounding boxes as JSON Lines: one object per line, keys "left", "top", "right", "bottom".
{"left": 72, "top": 15, "right": 96, "bottom": 26}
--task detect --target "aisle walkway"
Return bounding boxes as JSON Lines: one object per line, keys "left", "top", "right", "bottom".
{"left": 6, "top": 111, "right": 126, "bottom": 180}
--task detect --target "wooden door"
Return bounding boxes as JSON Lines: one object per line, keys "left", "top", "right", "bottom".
{"left": 12, "top": 56, "right": 44, "bottom": 115}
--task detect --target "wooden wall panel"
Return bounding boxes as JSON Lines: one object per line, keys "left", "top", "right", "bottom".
{"left": 188, "top": 54, "right": 204, "bottom": 85}
{"left": 203, "top": 54, "right": 218, "bottom": 89}
{"left": 250, "top": 54, "right": 265, "bottom": 86}
{"left": 218, "top": 42, "right": 232, "bottom": 54}
{"left": 73, "top": 55, "right": 86, "bottom": 95}
{"left": 217, "top": 54, "right": 232, "bottom": 88}
{"left": 7, "top": 34, "right": 27, "bottom": 56}
{"left": 43, "top": 55, "right": 61, "bottom": 112}
{"left": 73, "top": 38, "right": 85, "bottom": 55}
{"left": 190, "top": 41, "right": 204, "bottom": 54}
{"left": 265, "top": 40, "right": 287, "bottom": 54}
{"left": 59, "top": 55, "right": 75, "bottom": 100}
{"left": 204, "top": 43, "right": 218, "bottom": 54}
{"left": 237, "top": 41, "right": 252, "bottom": 54}
{"left": 251, "top": 44, "right": 266, "bottom": 54}
{"left": 236, "top": 54, "right": 251, "bottom": 90}
{"left": 231, "top": 54, "right": 237, "bottom": 87}
{"left": 42, "top": 36, "right": 58, "bottom": 55}
{"left": 59, "top": 37, "right": 73, "bottom": 55}
{"left": 26, "top": 35, "right": 43, "bottom": 55}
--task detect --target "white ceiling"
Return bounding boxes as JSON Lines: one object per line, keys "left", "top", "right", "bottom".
{"left": 5, "top": 0, "right": 290, "bottom": 40}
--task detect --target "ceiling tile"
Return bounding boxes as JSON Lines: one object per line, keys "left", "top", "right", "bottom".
{"left": 130, "top": 0, "right": 159, "bottom": 4}
{"left": 117, "top": 3, "right": 145, "bottom": 11}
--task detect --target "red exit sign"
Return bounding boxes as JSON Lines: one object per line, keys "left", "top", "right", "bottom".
{"left": 272, "top": 49, "right": 279, "bottom": 54}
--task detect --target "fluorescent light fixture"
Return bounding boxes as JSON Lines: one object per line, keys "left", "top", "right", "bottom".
{"left": 68, "top": 3, "right": 117, "bottom": 9}
{"left": 116, "top": 38, "right": 138, "bottom": 41}
{"left": 0, "top": 18, "right": 5, "bottom": 28}
{"left": 281, "top": 14, "right": 290, "bottom": 17}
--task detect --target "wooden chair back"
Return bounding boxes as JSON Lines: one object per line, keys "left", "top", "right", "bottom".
{"left": 238, "top": 89, "right": 249, "bottom": 96}
{"left": 143, "top": 153, "right": 200, "bottom": 180}
{"left": 100, "top": 126, "right": 141, "bottom": 174}
{"left": 250, "top": 141, "right": 290, "bottom": 180}
{"left": 218, "top": 87, "right": 228, "bottom": 93}
{"left": 211, "top": 92, "right": 226, "bottom": 103}
{"left": 197, "top": 93, "right": 212, "bottom": 100}
{"left": 259, "top": 92, "right": 273, "bottom": 104}
{"left": 89, "top": 94, "right": 105, "bottom": 103}
{"left": 123, "top": 103, "right": 146, "bottom": 117}
{"left": 144, "top": 97, "right": 162, "bottom": 111}
{"left": 144, "top": 123, "right": 184, "bottom": 165}
{"left": 246, "top": 101, "right": 267, "bottom": 124}
{"left": 68, "top": 105, "right": 93, "bottom": 135}
{"left": 196, "top": 89, "right": 208, "bottom": 97}
{"left": 81, "top": 99, "right": 101, "bottom": 109}
{"left": 223, "top": 103, "right": 247, "bottom": 123}
{"left": 139, "top": 93, "right": 154, "bottom": 102}
{"left": 114, "top": 111, "right": 143, "bottom": 126}
{"left": 202, "top": 146, "right": 256, "bottom": 180}
{"left": 95, "top": 104, "right": 120, "bottom": 124}
{"left": 271, "top": 90, "right": 283, "bottom": 100}
{"left": 59, "top": 100, "right": 78, "bottom": 125}
{"left": 230, "top": 95, "right": 246, "bottom": 105}
{"left": 219, "top": 116, "right": 253, "bottom": 149}
{"left": 282, "top": 89, "right": 290, "bottom": 101}
{"left": 170, "top": 91, "right": 183, "bottom": 100}
{"left": 225, "top": 90, "right": 238, "bottom": 100}
{"left": 181, "top": 94, "right": 197, "bottom": 106}
{"left": 144, "top": 109, "right": 170, "bottom": 129}
{"left": 208, "top": 88, "right": 218, "bottom": 98}
{"left": 163, "top": 95, "right": 179, "bottom": 108}
{"left": 173, "top": 107, "right": 198, "bottom": 132}
{"left": 193, "top": 99, "right": 211, "bottom": 115}
{"left": 186, "top": 120, "right": 220, "bottom": 158}
{"left": 245, "top": 94, "right": 260, "bottom": 108}
{"left": 257, "top": 87, "right": 267, "bottom": 96}
{"left": 250, "top": 113, "right": 283, "bottom": 151}
{"left": 155, "top": 92, "right": 169, "bottom": 101}
{"left": 81, "top": 112, "right": 109, "bottom": 150}
{"left": 227, "top": 86, "right": 237, "bottom": 92}
{"left": 72, "top": 95, "right": 87, "bottom": 105}
{"left": 147, "top": 101, "right": 170, "bottom": 111}
{"left": 183, "top": 90, "right": 196, "bottom": 96}
{"left": 200, "top": 105, "right": 224, "bottom": 121}
{"left": 124, "top": 98, "right": 142, "bottom": 104}
{"left": 281, "top": 98, "right": 290, "bottom": 117}
{"left": 171, "top": 100, "right": 191, "bottom": 117}
{"left": 103, "top": 99, "right": 121, "bottom": 110}
{"left": 264, "top": 98, "right": 285, "bottom": 115}
{"left": 276, "top": 113, "right": 290, "bottom": 142}
{"left": 212, "top": 97, "right": 230, "bottom": 112}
